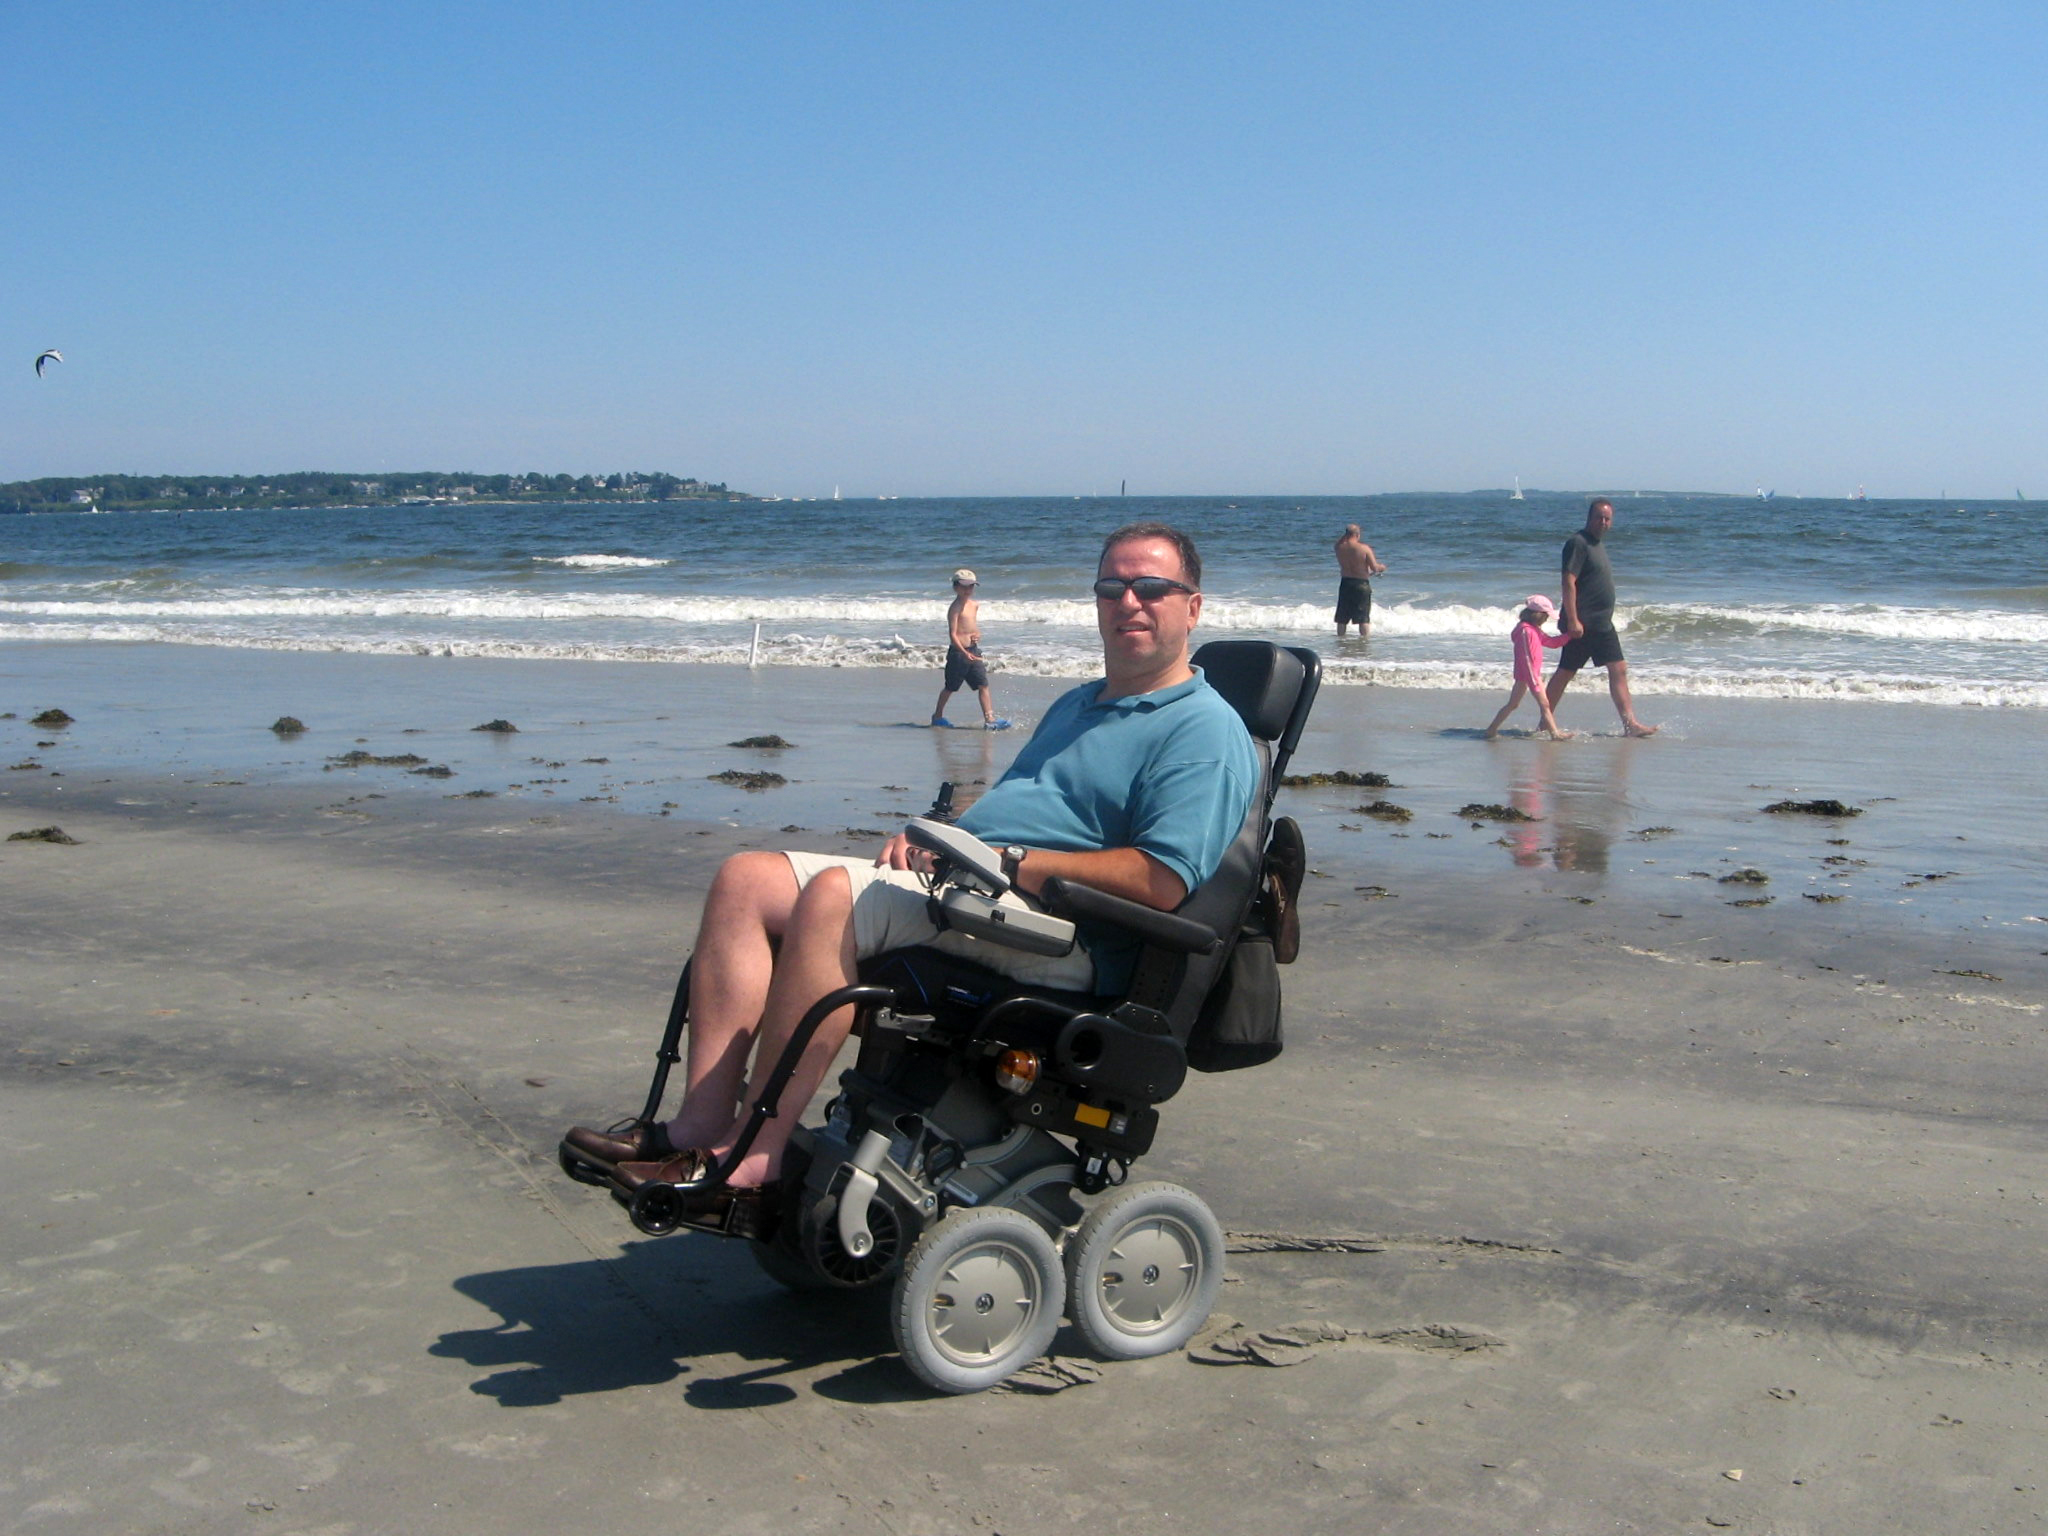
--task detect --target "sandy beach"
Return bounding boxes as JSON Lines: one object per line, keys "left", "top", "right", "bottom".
{"left": 6, "top": 643, "right": 2047, "bottom": 1534}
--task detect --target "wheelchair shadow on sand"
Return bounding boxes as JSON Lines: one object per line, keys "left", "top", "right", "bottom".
{"left": 434, "top": 1233, "right": 933, "bottom": 1410}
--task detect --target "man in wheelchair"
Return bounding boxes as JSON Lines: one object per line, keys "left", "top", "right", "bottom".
{"left": 560, "top": 521, "right": 1318, "bottom": 1391}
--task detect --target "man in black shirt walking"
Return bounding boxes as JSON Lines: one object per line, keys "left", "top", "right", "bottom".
{"left": 1544, "top": 498, "right": 1657, "bottom": 737}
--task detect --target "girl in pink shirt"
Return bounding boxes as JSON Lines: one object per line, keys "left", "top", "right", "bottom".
{"left": 1485, "top": 595, "right": 1572, "bottom": 739}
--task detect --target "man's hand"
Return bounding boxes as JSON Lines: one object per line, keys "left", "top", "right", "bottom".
{"left": 875, "top": 832, "right": 935, "bottom": 873}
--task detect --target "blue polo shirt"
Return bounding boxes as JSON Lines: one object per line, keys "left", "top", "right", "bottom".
{"left": 957, "top": 668, "right": 1258, "bottom": 989}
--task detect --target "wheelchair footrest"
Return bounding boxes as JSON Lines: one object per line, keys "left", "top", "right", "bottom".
{"left": 620, "top": 1179, "right": 781, "bottom": 1242}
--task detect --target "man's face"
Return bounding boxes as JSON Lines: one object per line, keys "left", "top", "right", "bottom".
{"left": 1588, "top": 502, "right": 1614, "bottom": 536}
{"left": 1096, "top": 535, "right": 1202, "bottom": 673}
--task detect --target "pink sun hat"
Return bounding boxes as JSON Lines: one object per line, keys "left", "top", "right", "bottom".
{"left": 1523, "top": 594, "right": 1556, "bottom": 617}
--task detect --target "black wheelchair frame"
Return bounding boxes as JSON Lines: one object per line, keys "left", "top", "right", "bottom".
{"left": 559, "top": 639, "right": 1321, "bottom": 1392}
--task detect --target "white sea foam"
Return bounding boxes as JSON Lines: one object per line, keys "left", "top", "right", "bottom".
{"left": 533, "top": 554, "right": 671, "bottom": 569}
{"left": 6, "top": 620, "right": 2043, "bottom": 707}
{"left": 5, "top": 589, "right": 2047, "bottom": 648}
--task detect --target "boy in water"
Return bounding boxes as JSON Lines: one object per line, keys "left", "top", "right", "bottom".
{"left": 932, "top": 568, "right": 1004, "bottom": 728}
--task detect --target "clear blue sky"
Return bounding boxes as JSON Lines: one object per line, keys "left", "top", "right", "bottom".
{"left": 6, "top": 1, "right": 2044, "bottom": 497}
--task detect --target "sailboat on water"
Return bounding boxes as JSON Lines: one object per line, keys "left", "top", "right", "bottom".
{"left": 1510, "top": 477, "right": 1524, "bottom": 501}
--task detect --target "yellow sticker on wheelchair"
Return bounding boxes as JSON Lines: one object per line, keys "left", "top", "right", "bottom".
{"left": 1073, "top": 1103, "right": 1111, "bottom": 1129}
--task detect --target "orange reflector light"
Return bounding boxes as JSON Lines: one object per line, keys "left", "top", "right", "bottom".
{"left": 995, "top": 1049, "right": 1039, "bottom": 1094}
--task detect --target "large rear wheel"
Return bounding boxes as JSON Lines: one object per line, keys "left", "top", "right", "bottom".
{"left": 1064, "top": 1181, "right": 1223, "bottom": 1360}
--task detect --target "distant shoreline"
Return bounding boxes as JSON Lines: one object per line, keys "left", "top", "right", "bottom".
{"left": 1, "top": 471, "right": 754, "bottom": 515}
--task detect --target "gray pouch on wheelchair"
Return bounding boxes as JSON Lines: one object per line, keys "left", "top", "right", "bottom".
{"left": 1186, "top": 933, "right": 1281, "bottom": 1073}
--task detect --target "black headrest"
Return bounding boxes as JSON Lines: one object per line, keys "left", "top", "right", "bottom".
{"left": 1192, "top": 640, "right": 1304, "bottom": 742}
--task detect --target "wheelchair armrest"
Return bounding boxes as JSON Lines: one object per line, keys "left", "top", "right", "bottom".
{"left": 1038, "top": 876, "right": 1222, "bottom": 956}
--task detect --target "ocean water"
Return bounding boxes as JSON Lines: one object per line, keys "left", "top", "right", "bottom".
{"left": 3, "top": 492, "right": 2043, "bottom": 707}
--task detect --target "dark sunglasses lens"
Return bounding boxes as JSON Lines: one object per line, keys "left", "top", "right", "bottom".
{"left": 1094, "top": 577, "right": 1182, "bottom": 601}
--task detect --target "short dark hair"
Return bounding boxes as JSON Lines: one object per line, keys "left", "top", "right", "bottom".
{"left": 1588, "top": 497, "right": 1614, "bottom": 515}
{"left": 1100, "top": 521, "right": 1202, "bottom": 589}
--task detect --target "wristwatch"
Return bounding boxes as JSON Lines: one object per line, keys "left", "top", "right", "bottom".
{"left": 999, "top": 845, "right": 1027, "bottom": 883}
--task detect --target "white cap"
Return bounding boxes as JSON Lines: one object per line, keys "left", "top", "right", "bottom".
{"left": 953, "top": 568, "right": 977, "bottom": 585}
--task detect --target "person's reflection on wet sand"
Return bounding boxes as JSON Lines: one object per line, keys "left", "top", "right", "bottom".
{"left": 930, "top": 725, "right": 999, "bottom": 815}
{"left": 1502, "top": 736, "right": 1634, "bottom": 876}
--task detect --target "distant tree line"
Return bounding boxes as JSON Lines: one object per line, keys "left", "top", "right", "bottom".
{"left": 0, "top": 470, "right": 750, "bottom": 514}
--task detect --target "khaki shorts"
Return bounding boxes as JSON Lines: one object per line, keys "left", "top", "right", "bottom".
{"left": 782, "top": 852, "right": 1098, "bottom": 992}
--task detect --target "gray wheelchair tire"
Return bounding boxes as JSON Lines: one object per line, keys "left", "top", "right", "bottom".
{"left": 892, "top": 1206, "right": 1065, "bottom": 1394}
{"left": 1064, "top": 1181, "right": 1224, "bottom": 1360}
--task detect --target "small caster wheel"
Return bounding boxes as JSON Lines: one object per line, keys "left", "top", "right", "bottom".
{"left": 628, "top": 1181, "right": 686, "bottom": 1236}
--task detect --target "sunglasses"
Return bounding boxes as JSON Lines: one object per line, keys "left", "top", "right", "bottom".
{"left": 1092, "top": 575, "right": 1197, "bottom": 602}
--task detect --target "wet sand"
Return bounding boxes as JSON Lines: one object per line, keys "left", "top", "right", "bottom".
{"left": 5, "top": 645, "right": 2047, "bottom": 1533}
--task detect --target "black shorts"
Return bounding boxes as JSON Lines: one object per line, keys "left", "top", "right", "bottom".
{"left": 1557, "top": 623, "right": 1624, "bottom": 670}
{"left": 1335, "top": 577, "right": 1372, "bottom": 624}
{"left": 943, "top": 644, "right": 988, "bottom": 691}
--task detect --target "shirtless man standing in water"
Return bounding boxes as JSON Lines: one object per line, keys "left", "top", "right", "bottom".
{"left": 931, "top": 568, "right": 1002, "bottom": 727}
{"left": 1334, "top": 525, "right": 1387, "bottom": 638}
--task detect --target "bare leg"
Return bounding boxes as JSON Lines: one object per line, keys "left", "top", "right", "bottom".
{"left": 1605, "top": 661, "right": 1658, "bottom": 737}
{"left": 976, "top": 683, "right": 996, "bottom": 723}
{"left": 1484, "top": 684, "right": 1527, "bottom": 739}
{"left": 1545, "top": 664, "right": 1578, "bottom": 716}
{"left": 662, "top": 851, "right": 802, "bottom": 1150}
{"left": 931, "top": 685, "right": 955, "bottom": 724}
{"left": 709, "top": 866, "right": 861, "bottom": 1187}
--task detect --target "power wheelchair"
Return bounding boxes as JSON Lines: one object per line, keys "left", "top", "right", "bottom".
{"left": 558, "top": 639, "right": 1320, "bottom": 1393}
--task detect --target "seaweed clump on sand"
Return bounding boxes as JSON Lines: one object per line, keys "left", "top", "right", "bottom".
{"left": 472, "top": 719, "right": 519, "bottom": 733}
{"left": 270, "top": 716, "right": 307, "bottom": 735}
{"left": 1354, "top": 800, "right": 1413, "bottom": 823}
{"left": 9, "top": 825, "right": 78, "bottom": 844}
{"left": 729, "top": 734, "right": 796, "bottom": 749}
{"left": 1458, "top": 803, "right": 1536, "bottom": 823}
{"left": 1762, "top": 798, "right": 1862, "bottom": 817}
{"left": 327, "top": 750, "right": 430, "bottom": 770}
{"left": 30, "top": 709, "right": 73, "bottom": 728}
{"left": 1280, "top": 769, "right": 1390, "bottom": 788}
{"left": 709, "top": 769, "right": 787, "bottom": 790}
{"left": 1718, "top": 867, "right": 1769, "bottom": 884}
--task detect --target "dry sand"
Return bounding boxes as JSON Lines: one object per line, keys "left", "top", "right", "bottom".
{"left": 5, "top": 660, "right": 2048, "bottom": 1534}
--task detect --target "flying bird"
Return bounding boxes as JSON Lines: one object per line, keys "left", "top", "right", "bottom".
{"left": 35, "top": 349, "right": 62, "bottom": 376}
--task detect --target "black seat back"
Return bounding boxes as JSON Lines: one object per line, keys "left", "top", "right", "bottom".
{"left": 1120, "top": 642, "right": 1321, "bottom": 1049}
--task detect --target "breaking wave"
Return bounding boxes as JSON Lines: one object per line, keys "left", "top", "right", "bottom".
{"left": 533, "top": 553, "right": 672, "bottom": 569}
{"left": 4, "top": 619, "right": 2041, "bottom": 707}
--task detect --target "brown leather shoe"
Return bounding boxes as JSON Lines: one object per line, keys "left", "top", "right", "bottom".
{"left": 611, "top": 1147, "right": 715, "bottom": 1194}
{"left": 561, "top": 1119, "right": 677, "bottom": 1167}
{"left": 1265, "top": 815, "right": 1305, "bottom": 964}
